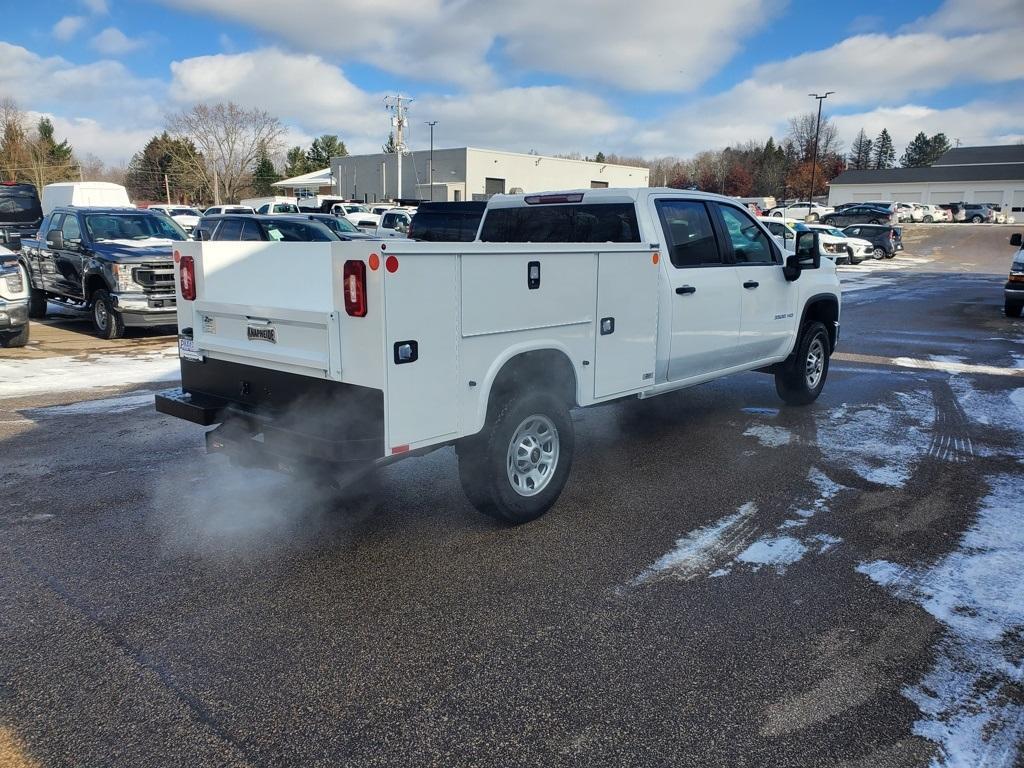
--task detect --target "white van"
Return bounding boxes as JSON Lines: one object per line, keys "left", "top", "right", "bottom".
{"left": 41, "top": 182, "right": 131, "bottom": 216}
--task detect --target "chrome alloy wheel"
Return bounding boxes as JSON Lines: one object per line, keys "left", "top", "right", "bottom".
{"left": 506, "top": 414, "right": 560, "bottom": 497}
{"left": 805, "top": 336, "right": 826, "bottom": 390}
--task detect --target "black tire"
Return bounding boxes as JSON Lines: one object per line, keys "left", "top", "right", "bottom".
{"left": 1005, "top": 301, "right": 1024, "bottom": 318}
{"left": 775, "top": 321, "right": 830, "bottom": 407}
{"left": 872, "top": 247, "right": 886, "bottom": 260}
{"left": 848, "top": 252, "right": 863, "bottom": 265}
{"left": 0, "top": 324, "right": 29, "bottom": 348}
{"left": 869, "top": 218, "right": 882, "bottom": 225}
{"left": 771, "top": 211, "right": 783, "bottom": 217}
{"left": 457, "top": 389, "right": 574, "bottom": 524}
{"left": 971, "top": 215, "right": 983, "bottom": 224}
{"left": 90, "top": 289, "right": 125, "bottom": 340}
{"left": 884, "top": 250, "right": 896, "bottom": 259}
{"left": 924, "top": 215, "right": 934, "bottom": 223}
{"left": 27, "top": 287, "right": 46, "bottom": 318}
{"left": 822, "top": 217, "right": 835, "bottom": 226}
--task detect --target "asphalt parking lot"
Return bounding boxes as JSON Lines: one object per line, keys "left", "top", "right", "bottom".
{"left": 1, "top": 225, "right": 1022, "bottom": 767}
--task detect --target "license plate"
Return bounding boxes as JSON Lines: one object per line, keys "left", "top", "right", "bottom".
{"left": 178, "top": 336, "right": 203, "bottom": 362}
{"left": 247, "top": 325, "right": 277, "bottom": 344}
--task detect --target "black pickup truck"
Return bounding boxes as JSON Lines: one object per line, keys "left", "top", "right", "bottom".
{"left": 20, "top": 206, "right": 187, "bottom": 339}
{"left": 0, "top": 182, "right": 43, "bottom": 252}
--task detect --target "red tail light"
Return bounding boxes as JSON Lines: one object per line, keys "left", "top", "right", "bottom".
{"left": 343, "top": 260, "right": 367, "bottom": 317}
{"left": 180, "top": 255, "right": 196, "bottom": 301}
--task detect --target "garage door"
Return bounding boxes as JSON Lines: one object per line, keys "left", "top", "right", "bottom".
{"left": 1011, "top": 190, "right": 1024, "bottom": 214}
{"left": 931, "top": 191, "right": 965, "bottom": 204}
{"left": 892, "top": 192, "right": 922, "bottom": 203}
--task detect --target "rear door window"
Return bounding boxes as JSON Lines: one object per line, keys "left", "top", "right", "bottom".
{"left": 239, "top": 220, "right": 263, "bottom": 241}
{"left": 214, "top": 219, "right": 243, "bottom": 240}
{"left": 479, "top": 204, "right": 640, "bottom": 243}
{"left": 655, "top": 200, "right": 721, "bottom": 267}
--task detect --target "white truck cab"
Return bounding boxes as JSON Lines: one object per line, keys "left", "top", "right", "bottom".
{"left": 157, "top": 188, "right": 840, "bottom": 524}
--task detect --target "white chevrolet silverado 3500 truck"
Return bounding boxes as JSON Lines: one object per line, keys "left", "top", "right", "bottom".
{"left": 156, "top": 188, "right": 840, "bottom": 524}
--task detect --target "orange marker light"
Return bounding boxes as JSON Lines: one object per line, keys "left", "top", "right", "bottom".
{"left": 652, "top": 252, "right": 660, "bottom": 265}
{"left": 368, "top": 253, "right": 380, "bottom": 270}
{"left": 385, "top": 255, "right": 399, "bottom": 273}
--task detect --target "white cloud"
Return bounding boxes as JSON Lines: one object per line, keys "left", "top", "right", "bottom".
{"left": 38, "top": 114, "right": 157, "bottom": 166}
{"left": 81, "top": 0, "right": 109, "bottom": 14}
{"left": 906, "top": 0, "right": 1024, "bottom": 33}
{"left": 90, "top": 27, "right": 145, "bottom": 56}
{"left": 156, "top": 0, "right": 779, "bottom": 91}
{"left": 52, "top": 16, "right": 86, "bottom": 42}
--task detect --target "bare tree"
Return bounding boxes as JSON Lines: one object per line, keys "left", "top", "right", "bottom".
{"left": 786, "top": 112, "right": 842, "bottom": 163}
{"left": 165, "top": 102, "right": 284, "bottom": 204}
{"left": 0, "top": 98, "right": 31, "bottom": 181}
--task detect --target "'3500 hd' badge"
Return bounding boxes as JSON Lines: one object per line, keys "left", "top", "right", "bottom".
{"left": 247, "top": 325, "right": 277, "bottom": 343}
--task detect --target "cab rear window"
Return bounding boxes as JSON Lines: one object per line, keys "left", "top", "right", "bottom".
{"left": 479, "top": 204, "right": 640, "bottom": 243}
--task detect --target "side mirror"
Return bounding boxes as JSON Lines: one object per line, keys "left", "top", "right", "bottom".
{"left": 784, "top": 231, "right": 821, "bottom": 281}
{"left": 46, "top": 230, "right": 64, "bottom": 250}
{"left": 1011, "top": 233, "right": 1022, "bottom": 247}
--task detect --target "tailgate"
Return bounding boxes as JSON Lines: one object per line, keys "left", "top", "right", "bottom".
{"left": 178, "top": 241, "right": 384, "bottom": 385}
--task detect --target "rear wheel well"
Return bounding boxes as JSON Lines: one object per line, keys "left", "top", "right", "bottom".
{"left": 487, "top": 350, "right": 578, "bottom": 421}
{"left": 802, "top": 297, "right": 839, "bottom": 351}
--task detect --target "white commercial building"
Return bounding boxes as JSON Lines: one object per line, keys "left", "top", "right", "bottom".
{"left": 828, "top": 145, "right": 1024, "bottom": 215}
{"left": 330, "top": 147, "right": 650, "bottom": 203}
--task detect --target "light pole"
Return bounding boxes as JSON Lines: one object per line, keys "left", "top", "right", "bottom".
{"left": 807, "top": 91, "right": 834, "bottom": 218}
{"left": 425, "top": 121, "right": 437, "bottom": 201}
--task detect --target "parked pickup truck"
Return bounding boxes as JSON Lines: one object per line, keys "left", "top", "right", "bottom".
{"left": 0, "top": 182, "right": 43, "bottom": 252}
{"left": 20, "top": 206, "right": 187, "bottom": 339}
{"left": 156, "top": 188, "right": 841, "bottom": 524}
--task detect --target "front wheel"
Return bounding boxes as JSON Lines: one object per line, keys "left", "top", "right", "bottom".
{"left": 28, "top": 287, "right": 46, "bottom": 318}
{"left": 0, "top": 325, "right": 29, "bottom": 348}
{"left": 457, "top": 389, "right": 574, "bottom": 524}
{"left": 1006, "top": 301, "right": 1024, "bottom": 318}
{"left": 971, "top": 215, "right": 983, "bottom": 224}
{"left": 822, "top": 217, "right": 835, "bottom": 226}
{"left": 872, "top": 247, "right": 886, "bottom": 260}
{"left": 848, "top": 252, "right": 863, "bottom": 265}
{"left": 775, "top": 322, "right": 830, "bottom": 406}
{"left": 924, "top": 215, "right": 934, "bottom": 223}
{"left": 869, "top": 219, "right": 882, "bottom": 225}
{"left": 91, "top": 289, "right": 125, "bottom": 340}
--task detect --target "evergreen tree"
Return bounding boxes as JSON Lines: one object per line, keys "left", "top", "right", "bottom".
{"left": 923, "top": 132, "right": 951, "bottom": 165}
{"left": 283, "top": 146, "right": 310, "bottom": 178}
{"left": 251, "top": 148, "right": 280, "bottom": 196}
{"left": 125, "top": 132, "right": 205, "bottom": 202}
{"left": 849, "top": 128, "right": 873, "bottom": 170}
{"left": 306, "top": 134, "right": 347, "bottom": 168}
{"left": 871, "top": 129, "right": 895, "bottom": 169}
{"left": 899, "top": 132, "right": 933, "bottom": 167}
{"left": 594, "top": 151, "right": 606, "bottom": 163}
{"left": 382, "top": 132, "right": 399, "bottom": 154}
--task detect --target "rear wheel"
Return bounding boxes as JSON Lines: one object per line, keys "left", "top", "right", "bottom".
{"left": 457, "top": 389, "right": 574, "bottom": 524}
{"left": 775, "top": 321, "right": 830, "bottom": 406}
{"left": 872, "top": 247, "right": 886, "bottom": 260}
{"left": 822, "top": 217, "right": 835, "bottom": 226}
{"left": 0, "top": 324, "right": 29, "bottom": 348}
{"left": 1005, "top": 301, "right": 1024, "bottom": 318}
{"left": 28, "top": 287, "right": 46, "bottom": 318}
{"left": 91, "top": 289, "right": 125, "bottom": 340}
{"left": 869, "top": 218, "right": 882, "bottom": 225}
{"left": 971, "top": 215, "right": 983, "bottom": 224}
{"left": 924, "top": 215, "right": 934, "bottom": 223}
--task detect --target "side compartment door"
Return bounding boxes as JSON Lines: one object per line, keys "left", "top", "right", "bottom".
{"left": 383, "top": 252, "right": 459, "bottom": 451}
{"left": 656, "top": 199, "right": 742, "bottom": 380}
{"left": 594, "top": 250, "right": 659, "bottom": 398}
{"left": 713, "top": 202, "right": 796, "bottom": 361}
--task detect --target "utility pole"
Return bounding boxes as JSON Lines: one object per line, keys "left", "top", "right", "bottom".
{"left": 425, "top": 120, "right": 437, "bottom": 201}
{"left": 212, "top": 166, "right": 221, "bottom": 206}
{"left": 807, "top": 91, "right": 835, "bottom": 218}
{"left": 164, "top": 173, "right": 171, "bottom": 205}
{"left": 384, "top": 94, "right": 411, "bottom": 201}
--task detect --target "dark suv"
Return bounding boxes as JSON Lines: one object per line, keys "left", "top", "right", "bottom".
{"left": 841, "top": 224, "right": 903, "bottom": 259}
{"left": 961, "top": 203, "right": 996, "bottom": 224}
{"left": 20, "top": 207, "right": 186, "bottom": 338}
{"left": 0, "top": 182, "right": 43, "bottom": 251}
{"left": 821, "top": 205, "right": 896, "bottom": 227}
{"left": 195, "top": 214, "right": 362, "bottom": 242}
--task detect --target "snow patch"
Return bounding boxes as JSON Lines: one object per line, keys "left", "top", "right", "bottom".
{"left": 632, "top": 503, "right": 758, "bottom": 584}
{"left": 736, "top": 536, "right": 808, "bottom": 571}
{"left": 857, "top": 474, "right": 1024, "bottom": 767}
{"left": 814, "top": 391, "right": 934, "bottom": 487}
{"left": 23, "top": 391, "right": 157, "bottom": 417}
{"left": 0, "top": 347, "right": 178, "bottom": 399}
{"left": 743, "top": 424, "right": 793, "bottom": 448}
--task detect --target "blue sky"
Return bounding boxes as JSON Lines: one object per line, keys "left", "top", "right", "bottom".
{"left": 1, "top": 0, "right": 1022, "bottom": 165}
